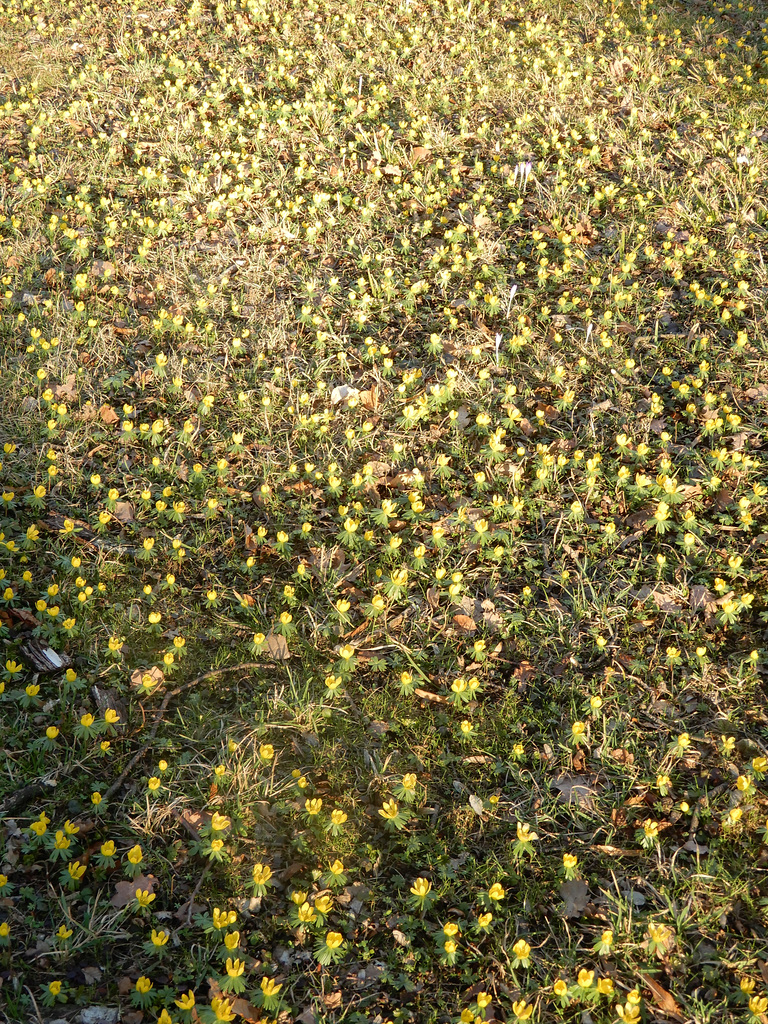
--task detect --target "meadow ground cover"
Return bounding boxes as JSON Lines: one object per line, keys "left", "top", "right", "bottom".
{"left": 0, "top": 0, "right": 768, "bottom": 1019}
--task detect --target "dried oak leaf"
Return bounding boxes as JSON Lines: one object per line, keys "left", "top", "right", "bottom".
{"left": 452, "top": 613, "right": 477, "bottom": 632}
{"left": 99, "top": 404, "right": 120, "bottom": 426}
{"left": 560, "top": 879, "right": 589, "bottom": 918}
{"left": 130, "top": 665, "right": 165, "bottom": 693}
{"left": 111, "top": 874, "right": 157, "bottom": 908}
{"left": 54, "top": 374, "right": 78, "bottom": 401}
{"left": 208, "top": 978, "right": 261, "bottom": 1022}
{"left": 551, "top": 775, "right": 600, "bottom": 812}
{"left": 266, "top": 633, "right": 290, "bottom": 661}
{"left": 414, "top": 688, "right": 447, "bottom": 704}
{"left": 640, "top": 974, "right": 683, "bottom": 1021}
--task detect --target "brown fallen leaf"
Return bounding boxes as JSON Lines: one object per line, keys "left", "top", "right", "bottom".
{"left": 266, "top": 632, "right": 290, "bottom": 661}
{"left": 592, "top": 844, "right": 643, "bottom": 858}
{"left": 322, "top": 991, "right": 342, "bottom": 1010}
{"left": 111, "top": 874, "right": 157, "bottom": 908}
{"left": 560, "top": 879, "right": 589, "bottom": 918}
{"left": 689, "top": 585, "right": 718, "bottom": 617}
{"left": 176, "top": 808, "right": 212, "bottom": 839}
{"left": 414, "top": 688, "right": 447, "bottom": 704}
{"left": 54, "top": 374, "right": 78, "bottom": 402}
{"left": 99, "top": 403, "right": 120, "bottom": 425}
{"left": 174, "top": 899, "right": 206, "bottom": 922}
{"left": 640, "top": 974, "right": 683, "bottom": 1020}
{"left": 360, "top": 385, "right": 379, "bottom": 411}
{"left": 130, "top": 665, "right": 165, "bottom": 693}
{"left": 514, "top": 661, "right": 535, "bottom": 683}
{"left": 208, "top": 977, "right": 261, "bottom": 1022}
{"left": 452, "top": 613, "right": 477, "bottom": 632}
{"left": 113, "top": 501, "right": 134, "bottom": 524}
{"left": 90, "top": 259, "right": 116, "bottom": 279}
{"left": 610, "top": 748, "right": 635, "bottom": 765}
{"left": 551, "top": 775, "right": 600, "bottom": 812}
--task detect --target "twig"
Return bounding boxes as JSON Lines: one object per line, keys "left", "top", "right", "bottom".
{"left": 0, "top": 782, "right": 45, "bottom": 817}
{"left": 103, "top": 661, "right": 274, "bottom": 801}
{"left": 23, "top": 987, "right": 44, "bottom": 1024}
{"left": 186, "top": 865, "right": 211, "bottom": 925}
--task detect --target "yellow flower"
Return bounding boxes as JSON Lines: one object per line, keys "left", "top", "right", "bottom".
{"left": 49, "top": 981, "right": 62, "bottom": 996}
{"left": 305, "top": 798, "right": 323, "bottom": 815}
{"left": 211, "top": 996, "right": 236, "bottom": 1022}
{"left": 512, "top": 1000, "right": 533, "bottom": 1021}
{"left": 648, "top": 922, "right": 671, "bottom": 944}
{"left": 136, "top": 976, "right": 152, "bottom": 994}
{"left": 563, "top": 853, "right": 578, "bottom": 870}
{"left": 135, "top": 889, "right": 156, "bottom": 908}
{"left": 410, "top": 877, "right": 432, "bottom": 898}
{"left": 212, "top": 907, "right": 237, "bottom": 929}
{"left": 175, "top": 991, "right": 196, "bottom": 1010}
{"left": 597, "top": 977, "right": 614, "bottom": 996}
{"left": 226, "top": 957, "right": 245, "bottom": 978}
{"left": 553, "top": 979, "right": 568, "bottom": 996}
{"left": 329, "top": 859, "right": 344, "bottom": 875}
{"left": 252, "top": 863, "right": 272, "bottom": 885}
{"left": 261, "top": 977, "right": 282, "bottom": 997}
{"left": 57, "top": 924, "right": 73, "bottom": 940}
{"left": 325, "top": 931, "right": 343, "bottom": 949}
{"left": 259, "top": 743, "right": 274, "bottom": 760}
{"left": 749, "top": 996, "right": 768, "bottom": 1016}
{"left": 517, "top": 822, "right": 538, "bottom": 843}
{"left": 477, "top": 992, "right": 492, "bottom": 1009}
{"left": 379, "top": 799, "right": 400, "bottom": 820}
{"left": 151, "top": 928, "right": 169, "bottom": 947}
{"left": 488, "top": 882, "right": 505, "bottom": 901}
{"left": 315, "top": 895, "right": 333, "bottom": 915}
{"left": 210, "top": 812, "right": 231, "bottom": 831}
{"left": 577, "top": 969, "right": 595, "bottom": 989}
{"left": 298, "top": 902, "right": 316, "bottom": 924}
{"left": 513, "top": 938, "right": 531, "bottom": 961}
{"left": 331, "top": 809, "right": 347, "bottom": 826}
{"left": 443, "top": 922, "right": 459, "bottom": 937}
{"left": 127, "top": 844, "right": 143, "bottom": 865}
{"left": 224, "top": 930, "right": 240, "bottom": 950}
